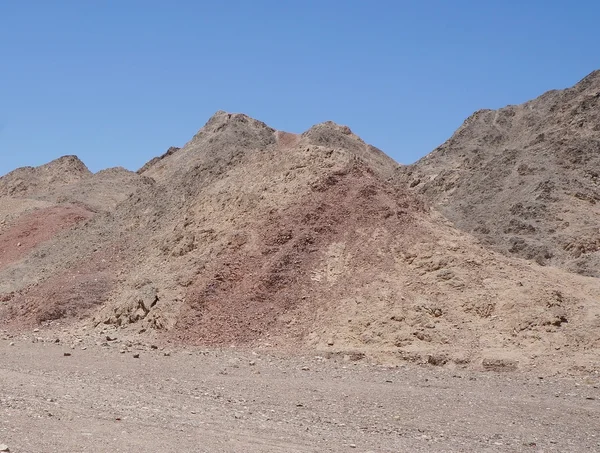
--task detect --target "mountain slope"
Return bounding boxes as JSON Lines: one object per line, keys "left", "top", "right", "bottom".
{"left": 399, "top": 70, "right": 600, "bottom": 276}
{"left": 0, "top": 110, "right": 599, "bottom": 373}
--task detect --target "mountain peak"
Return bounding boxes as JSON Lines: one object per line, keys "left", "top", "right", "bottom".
{"left": 43, "top": 155, "right": 91, "bottom": 175}
{"left": 200, "top": 111, "right": 276, "bottom": 135}
{"left": 0, "top": 155, "right": 91, "bottom": 198}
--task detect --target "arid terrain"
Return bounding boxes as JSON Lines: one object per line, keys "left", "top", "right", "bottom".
{"left": 399, "top": 70, "right": 600, "bottom": 277}
{"left": 1, "top": 71, "right": 599, "bottom": 452}
{"left": 1, "top": 329, "right": 599, "bottom": 453}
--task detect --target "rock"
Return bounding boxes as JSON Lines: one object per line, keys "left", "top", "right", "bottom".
{"left": 482, "top": 358, "right": 517, "bottom": 372}
{"left": 427, "top": 354, "right": 448, "bottom": 366}
{"left": 227, "top": 358, "right": 240, "bottom": 368}
{"left": 0, "top": 444, "right": 9, "bottom": 452}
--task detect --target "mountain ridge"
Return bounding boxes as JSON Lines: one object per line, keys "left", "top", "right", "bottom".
{"left": 399, "top": 69, "right": 600, "bottom": 276}
{"left": 1, "top": 73, "right": 599, "bottom": 373}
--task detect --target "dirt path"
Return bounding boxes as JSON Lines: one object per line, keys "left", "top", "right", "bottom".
{"left": 1, "top": 338, "right": 599, "bottom": 452}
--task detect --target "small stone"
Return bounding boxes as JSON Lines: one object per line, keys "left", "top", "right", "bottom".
{"left": 9, "top": 342, "right": 14, "bottom": 346}
{"left": 349, "top": 444, "right": 357, "bottom": 449}
{"left": 249, "top": 360, "right": 256, "bottom": 366}
{"left": 64, "top": 352, "right": 71, "bottom": 357}
{"left": 163, "top": 352, "right": 171, "bottom": 357}
{"left": 150, "top": 345, "right": 158, "bottom": 350}
{"left": 301, "top": 366, "right": 310, "bottom": 371}
{"left": 133, "top": 353, "right": 140, "bottom": 359}
{"left": 33, "top": 328, "right": 39, "bottom": 333}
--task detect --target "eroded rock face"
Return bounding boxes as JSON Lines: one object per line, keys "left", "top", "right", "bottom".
{"left": 399, "top": 70, "right": 600, "bottom": 276}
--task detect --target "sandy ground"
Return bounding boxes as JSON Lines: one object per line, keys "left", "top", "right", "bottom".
{"left": 1, "top": 336, "right": 599, "bottom": 453}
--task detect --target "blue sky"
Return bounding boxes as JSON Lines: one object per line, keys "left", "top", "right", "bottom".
{"left": 1, "top": 1, "right": 598, "bottom": 176}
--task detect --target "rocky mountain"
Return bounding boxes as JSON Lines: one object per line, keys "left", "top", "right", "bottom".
{"left": 1, "top": 81, "right": 599, "bottom": 373}
{"left": 399, "top": 71, "right": 600, "bottom": 277}
{"left": 0, "top": 155, "right": 91, "bottom": 198}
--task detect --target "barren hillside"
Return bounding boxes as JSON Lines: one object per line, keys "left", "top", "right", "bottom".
{"left": 0, "top": 155, "right": 91, "bottom": 198}
{"left": 399, "top": 70, "right": 600, "bottom": 277}
{"left": 1, "top": 106, "right": 599, "bottom": 374}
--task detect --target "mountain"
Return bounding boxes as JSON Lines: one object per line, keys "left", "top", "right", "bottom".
{"left": 1, "top": 100, "right": 599, "bottom": 373}
{"left": 399, "top": 71, "right": 600, "bottom": 277}
{"left": 0, "top": 155, "right": 91, "bottom": 198}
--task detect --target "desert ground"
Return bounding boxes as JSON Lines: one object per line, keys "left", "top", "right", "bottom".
{"left": 1, "top": 328, "right": 599, "bottom": 453}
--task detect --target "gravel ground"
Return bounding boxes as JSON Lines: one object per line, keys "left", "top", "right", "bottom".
{"left": 1, "top": 336, "right": 599, "bottom": 452}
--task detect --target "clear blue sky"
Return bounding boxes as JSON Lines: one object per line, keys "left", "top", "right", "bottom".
{"left": 1, "top": 1, "right": 598, "bottom": 176}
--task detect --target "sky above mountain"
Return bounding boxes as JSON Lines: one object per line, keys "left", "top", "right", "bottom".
{"left": 1, "top": 1, "right": 599, "bottom": 176}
